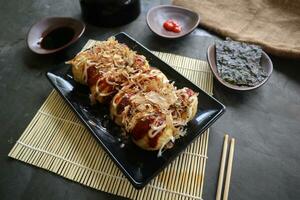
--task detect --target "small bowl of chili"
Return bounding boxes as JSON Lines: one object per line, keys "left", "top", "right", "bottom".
{"left": 146, "top": 5, "right": 200, "bottom": 39}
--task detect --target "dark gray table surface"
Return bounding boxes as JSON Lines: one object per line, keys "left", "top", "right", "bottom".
{"left": 0, "top": 0, "right": 299, "bottom": 199}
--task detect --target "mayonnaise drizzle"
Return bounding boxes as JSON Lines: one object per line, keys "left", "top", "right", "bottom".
{"left": 67, "top": 37, "right": 199, "bottom": 156}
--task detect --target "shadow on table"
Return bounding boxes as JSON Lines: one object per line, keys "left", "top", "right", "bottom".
{"left": 271, "top": 55, "right": 300, "bottom": 85}
{"left": 21, "top": 38, "right": 88, "bottom": 71}
{"left": 212, "top": 54, "right": 300, "bottom": 108}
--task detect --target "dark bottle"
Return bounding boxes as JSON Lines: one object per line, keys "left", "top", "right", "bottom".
{"left": 80, "top": 0, "right": 141, "bottom": 27}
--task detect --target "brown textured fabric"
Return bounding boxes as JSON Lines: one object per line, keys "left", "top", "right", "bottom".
{"left": 173, "top": 0, "right": 300, "bottom": 58}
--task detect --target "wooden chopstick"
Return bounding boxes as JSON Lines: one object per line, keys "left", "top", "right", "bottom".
{"left": 223, "top": 138, "right": 235, "bottom": 200}
{"left": 216, "top": 134, "right": 236, "bottom": 200}
{"left": 216, "top": 134, "right": 229, "bottom": 200}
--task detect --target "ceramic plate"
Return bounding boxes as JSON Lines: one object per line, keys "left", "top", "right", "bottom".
{"left": 46, "top": 32, "right": 225, "bottom": 189}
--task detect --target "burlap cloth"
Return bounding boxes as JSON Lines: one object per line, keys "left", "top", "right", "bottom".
{"left": 173, "top": 0, "right": 300, "bottom": 58}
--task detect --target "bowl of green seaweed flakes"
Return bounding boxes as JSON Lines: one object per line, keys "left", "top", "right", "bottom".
{"left": 207, "top": 38, "right": 273, "bottom": 91}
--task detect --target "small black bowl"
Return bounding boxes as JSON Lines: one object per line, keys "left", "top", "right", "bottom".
{"left": 27, "top": 17, "right": 85, "bottom": 55}
{"left": 207, "top": 44, "right": 273, "bottom": 91}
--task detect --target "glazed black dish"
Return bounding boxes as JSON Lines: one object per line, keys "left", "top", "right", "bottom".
{"left": 47, "top": 32, "right": 225, "bottom": 189}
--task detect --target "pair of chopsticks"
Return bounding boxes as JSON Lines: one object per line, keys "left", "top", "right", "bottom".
{"left": 216, "top": 134, "right": 236, "bottom": 200}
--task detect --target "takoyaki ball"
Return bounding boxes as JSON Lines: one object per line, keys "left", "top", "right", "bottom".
{"left": 67, "top": 51, "right": 91, "bottom": 85}
{"left": 132, "top": 55, "right": 150, "bottom": 72}
{"left": 89, "top": 78, "right": 116, "bottom": 104}
{"left": 110, "top": 85, "right": 139, "bottom": 126}
{"left": 87, "top": 67, "right": 116, "bottom": 104}
{"left": 130, "top": 114, "right": 175, "bottom": 151}
{"left": 131, "top": 68, "right": 171, "bottom": 93}
{"left": 171, "top": 87, "right": 198, "bottom": 126}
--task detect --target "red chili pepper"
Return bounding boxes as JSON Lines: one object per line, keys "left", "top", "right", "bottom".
{"left": 163, "top": 21, "right": 175, "bottom": 31}
{"left": 173, "top": 26, "right": 181, "bottom": 33}
{"left": 163, "top": 19, "right": 181, "bottom": 33}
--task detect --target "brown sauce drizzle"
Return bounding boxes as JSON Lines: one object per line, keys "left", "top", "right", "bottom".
{"left": 148, "top": 131, "right": 163, "bottom": 148}
{"left": 87, "top": 66, "right": 100, "bottom": 86}
{"left": 116, "top": 95, "right": 131, "bottom": 114}
{"left": 131, "top": 116, "right": 166, "bottom": 148}
{"left": 98, "top": 79, "right": 113, "bottom": 92}
{"left": 131, "top": 116, "right": 154, "bottom": 141}
{"left": 114, "top": 94, "right": 122, "bottom": 105}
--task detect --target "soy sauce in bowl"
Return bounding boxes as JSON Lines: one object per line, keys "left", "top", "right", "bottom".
{"left": 40, "top": 27, "right": 75, "bottom": 50}
{"left": 27, "top": 17, "right": 85, "bottom": 54}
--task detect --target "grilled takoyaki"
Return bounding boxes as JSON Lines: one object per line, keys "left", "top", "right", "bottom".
{"left": 66, "top": 37, "right": 198, "bottom": 156}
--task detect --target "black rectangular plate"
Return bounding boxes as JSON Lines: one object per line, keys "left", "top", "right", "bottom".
{"left": 46, "top": 32, "right": 225, "bottom": 189}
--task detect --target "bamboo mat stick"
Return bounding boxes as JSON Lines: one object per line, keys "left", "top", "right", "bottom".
{"left": 223, "top": 138, "right": 235, "bottom": 200}
{"left": 200, "top": 130, "right": 210, "bottom": 197}
{"left": 216, "top": 134, "right": 229, "bottom": 200}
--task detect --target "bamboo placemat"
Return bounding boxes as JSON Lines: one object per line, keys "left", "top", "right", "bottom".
{"left": 9, "top": 40, "right": 213, "bottom": 200}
